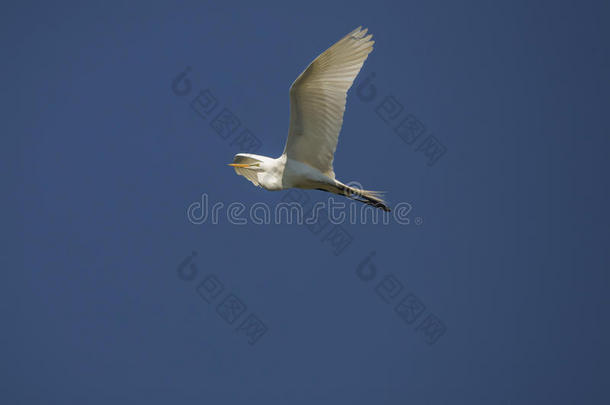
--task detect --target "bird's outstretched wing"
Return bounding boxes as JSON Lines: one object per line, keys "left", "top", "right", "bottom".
{"left": 283, "top": 27, "right": 374, "bottom": 179}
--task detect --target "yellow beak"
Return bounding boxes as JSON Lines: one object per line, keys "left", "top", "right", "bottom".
{"left": 228, "top": 163, "right": 252, "bottom": 168}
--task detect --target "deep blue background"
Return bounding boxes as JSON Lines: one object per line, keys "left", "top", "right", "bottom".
{"left": 3, "top": 0, "right": 610, "bottom": 403}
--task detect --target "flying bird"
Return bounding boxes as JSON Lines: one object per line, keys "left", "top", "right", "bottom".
{"left": 229, "top": 27, "right": 390, "bottom": 211}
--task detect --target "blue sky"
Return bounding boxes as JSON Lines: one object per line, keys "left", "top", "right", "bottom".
{"left": 3, "top": 0, "right": 610, "bottom": 404}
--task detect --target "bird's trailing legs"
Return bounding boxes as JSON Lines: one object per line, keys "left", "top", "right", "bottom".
{"left": 316, "top": 181, "right": 390, "bottom": 212}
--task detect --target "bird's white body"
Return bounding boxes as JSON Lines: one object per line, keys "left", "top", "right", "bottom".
{"left": 234, "top": 153, "right": 336, "bottom": 191}
{"left": 229, "top": 27, "right": 390, "bottom": 211}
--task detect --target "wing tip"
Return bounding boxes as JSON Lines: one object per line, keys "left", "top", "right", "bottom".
{"left": 349, "top": 26, "right": 373, "bottom": 40}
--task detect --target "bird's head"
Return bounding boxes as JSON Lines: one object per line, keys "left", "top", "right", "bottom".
{"left": 228, "top": 153, "right": 274, "bottom": 187}
{"left": 228, "top": 153, "right": 266, "bottom": 171}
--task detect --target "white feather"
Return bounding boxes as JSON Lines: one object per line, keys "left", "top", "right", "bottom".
{"left": 283, "top": 27, "right": 374, "bottom": 178}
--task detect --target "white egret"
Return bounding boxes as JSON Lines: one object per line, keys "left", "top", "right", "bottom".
{"left": 229, "top": 27, "right": 390, "bottom": 211}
